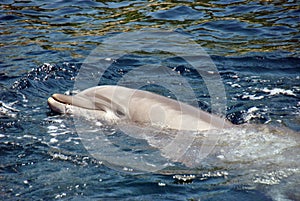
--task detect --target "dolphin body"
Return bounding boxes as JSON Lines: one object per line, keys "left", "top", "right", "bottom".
{"left": 48, "top": 85, "right": 232, "bottom": 131}
{"left": 47, "top": 86, "right": 300, "bottom": 200}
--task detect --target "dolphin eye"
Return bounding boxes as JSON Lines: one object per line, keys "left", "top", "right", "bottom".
{"left": 116, "top": 110, "right": 125, "bottom": 117}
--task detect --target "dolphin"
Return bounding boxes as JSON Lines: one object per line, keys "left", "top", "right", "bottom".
{"left": 47, "top": 86, "right": 300, "bottom": 201}
{"left": 47, "top": 85, "right": 232, "bottom": 131}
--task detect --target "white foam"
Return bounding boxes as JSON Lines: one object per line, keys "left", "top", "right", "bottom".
{"left": 247, "top": 107, "right": 259, "bottom": 113}
{"left": 47, "top": 125, "right": 58, "bottom": 132}
{"left": 262, "top": 88, "right": 296, "bottom": 96}
{"left": 253, "top": 168, "right": 299, "bottom": 185}
{"left": 0, "top": 100, "right": 19, "bottom": 118}
{"left": 54, "top": 193, "right": 66, "bottom": 199}
{"left": 242, "top": 94, "right": 264, "bottom": 100}
{"left": 158, "top": 182, "right": 166, "bottom": 186}
{"left": 18, "top": 92, "right": 28, "bottom": 103}
{"left": 51, "top": 153, "right": 70, "bottom": 160}
{"left": 95, "top": 121, "right": 102, "bottom": 126}
{"left": 23, "top": 134, "right": 37, "bottom": 139}
{"left": 49, "top": 130, "right": 70, "bottom": 137}
{"left": 231, "top": 83, "right": 241, "bottom": 88}
{"left": 243, "top": 107, "right": 262, "bottom": 122}
{"left": 43, "top": 63, "right": 51, "bottom": 67}
{"left": 50, "top": 138, "right": 58, "bottom": 144}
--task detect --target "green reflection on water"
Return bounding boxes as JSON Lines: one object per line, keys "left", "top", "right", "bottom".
{"left": 1, "top": 1, "right": 299, "bottom": 57}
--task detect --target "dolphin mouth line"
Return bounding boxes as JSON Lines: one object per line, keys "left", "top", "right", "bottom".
{"left": 48, "top": 94, "right": 103, "bottom": 114}
{"left": 52, "top": 94, "right": 70, "bottom": 105}
{"left": 47, "top": 95, "right": 69, "bottom": 114}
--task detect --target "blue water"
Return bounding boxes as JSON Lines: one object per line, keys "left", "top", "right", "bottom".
{"left": 1, "top": 1, "right": 299, "bottom": 200}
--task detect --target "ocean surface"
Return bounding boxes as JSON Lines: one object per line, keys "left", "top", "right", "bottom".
{"left": 1, "top": 0, "right": 300, "bottom": 200}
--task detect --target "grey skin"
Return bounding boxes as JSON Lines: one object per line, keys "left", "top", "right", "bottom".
{"left": 48, "top": 85, "right": 232, "bottom": 131}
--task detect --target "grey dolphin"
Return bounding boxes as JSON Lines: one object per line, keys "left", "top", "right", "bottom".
{"left": 48, "top": 85, "right": 232, "bottom": 131}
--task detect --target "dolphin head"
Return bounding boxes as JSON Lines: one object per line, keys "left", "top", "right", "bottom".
{"left": 48, "top": 87, "right": 127, "bottom": 122}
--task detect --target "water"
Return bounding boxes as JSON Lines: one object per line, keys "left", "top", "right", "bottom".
{"left": 1, "top": 0, "right": 299, "bottom": 200}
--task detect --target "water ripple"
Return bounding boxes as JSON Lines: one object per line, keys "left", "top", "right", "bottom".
{"left": 1, "top": 1, "right": 299, "bottom": 200}
{"left": 1, "top": 0, "right": 299, "bottom": 60}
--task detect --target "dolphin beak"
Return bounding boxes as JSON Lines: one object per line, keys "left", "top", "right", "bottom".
{"left": 47, "top": 95, "right": 66, "bottom": 113}
{"left": 48, "top": 93, "right": 97, "bottom": 114}
{"left": 48, "top": 94, "right": 74, "bottom": 113}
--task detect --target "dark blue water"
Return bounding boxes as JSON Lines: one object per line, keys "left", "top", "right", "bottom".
{"left": 1, "top": 1, "right": 299, "bottom": 200}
